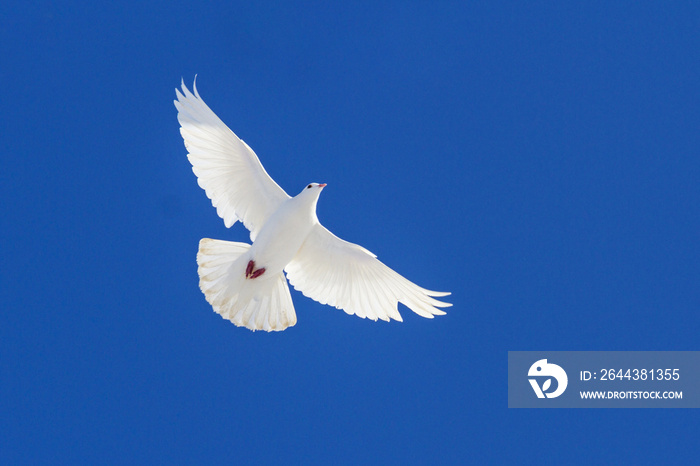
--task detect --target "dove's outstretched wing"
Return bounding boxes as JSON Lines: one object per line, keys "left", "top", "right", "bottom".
{"left": 175, "top": 80, "right": 290, "bottom": 240}
{"left": 285, "top": 224, "right": 451, "bottom": 322}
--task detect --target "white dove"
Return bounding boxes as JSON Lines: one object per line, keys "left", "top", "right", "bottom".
{"left": 175, "top": 80, "right": 451, "bottom": 331}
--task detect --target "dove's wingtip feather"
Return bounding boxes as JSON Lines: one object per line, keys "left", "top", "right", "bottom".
{"left": 426, "top": 290, "right": 451, "bottom": 298}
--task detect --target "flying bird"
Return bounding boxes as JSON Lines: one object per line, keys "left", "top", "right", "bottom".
{"left": 175, "top": 80, "right": 451, "bottom": 331}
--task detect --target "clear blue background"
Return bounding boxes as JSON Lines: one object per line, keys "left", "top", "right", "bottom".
{"left": 2, "top": 1, "right": 699, "bottom": 464}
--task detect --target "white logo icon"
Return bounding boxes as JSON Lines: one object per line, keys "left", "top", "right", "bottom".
{"left": 528, "top": 359, "right": 568, "bottom": 398}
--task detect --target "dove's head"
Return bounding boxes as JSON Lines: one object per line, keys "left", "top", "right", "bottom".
{"left": 299, "top": 183, "right": 326, "bottom": 196}
{"left": 295, "top": 182, "right": 326, "bottom": 210}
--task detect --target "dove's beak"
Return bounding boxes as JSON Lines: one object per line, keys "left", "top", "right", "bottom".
{"left": 319, "top": 183, "right": 327, "bottom": 188}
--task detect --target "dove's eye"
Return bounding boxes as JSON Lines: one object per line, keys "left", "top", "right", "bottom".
{"left": 307, "top": 184, "right": 312, "bottom": 189}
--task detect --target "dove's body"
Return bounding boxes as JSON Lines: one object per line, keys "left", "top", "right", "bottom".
{"left": 248, "top": 186, "right": 321, "bottom": 279}
{"left": 176, "top": 81, "right": 451, "bottom": 331}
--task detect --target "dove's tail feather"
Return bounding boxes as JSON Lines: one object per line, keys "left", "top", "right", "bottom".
{"left": 196, "top": 238, "right": 297, "bottom": 332}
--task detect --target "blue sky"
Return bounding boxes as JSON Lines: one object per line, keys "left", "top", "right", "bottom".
{"left": 2, "top": 1, "right": 699, "bottom": 463}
